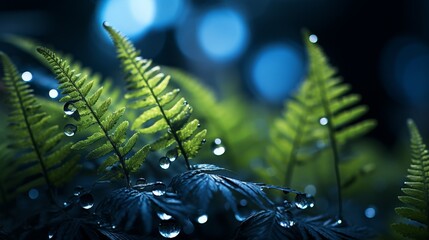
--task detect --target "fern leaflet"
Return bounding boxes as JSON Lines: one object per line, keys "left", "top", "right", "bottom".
{"left": 392, "top": 119, "right": 429, "bottom": 239}
{"left": 104, "top": 23, "right": 206, "bottom": 170}
{"left": 36, "top": 47, "right": 147, "bottom": 187}
{"left": 0, "top": 52, "right": 79, "bottom": 198}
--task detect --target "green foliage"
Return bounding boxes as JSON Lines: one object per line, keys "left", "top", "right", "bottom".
{"left": 36, "top": 47, "right": 147, "bottom": 186}
{"left": 164, "top": 68, "right": 262, "bottom": 168}
{"left": 0, "top": 52, "right": 79, "bottom": 198}
{"left": 392, "top": 119, "right": 429, "bottom": 239}
{"left": 103, "top": 23, "right": 206, "bottom": 169}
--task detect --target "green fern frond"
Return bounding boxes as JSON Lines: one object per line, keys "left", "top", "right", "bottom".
{"left": 0, "top": 52, "right": 80, "bottom": 198}
{"left": 264, "top": 80, "right": 318, "bottom": 185}
{"left": 103, "top": 23, "right": 206, "bottom": 170}
{"left": 36, "top": 47, "right": 146, "bottom": 187}
{"left": 163, "top": 67, "right": 262, "bottom": 168}
{"left": 305, "top": 37, "right": 376, "bottom": 145}
{"left": 392, "top": 119, "right": 429, "bottom": 239}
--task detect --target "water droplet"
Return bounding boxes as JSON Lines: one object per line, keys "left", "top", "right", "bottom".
{"left": 304, "top": 184, "right": 317, "bottom": 196}
{"left": 364, "top": 206, "right": 376, "bottom": 219}
{"left": 166, "top": 149, "right": 178, "bottom": 162}
{"left": 79, "top": 193, "right": 94, "bottom": 210}
{"left": 64, "top": 124, "right": 77, "bottom": 136}
{"left": 319, "top": 117, "right": 328, "bottom": 126}
{"left": 48, "top": 230, "right": 55, "bottom": 239}
{"left": 283, "top": 200, "right": 294, "bottom": 209}
{"left": 183, "top": 100, "right": 188, "bottom": 105}
{"left": 294, "top": 193, "right": 315, "bottom": 209}
{"left": 21, "top": 71, "right": 32, "bottom": 82}
{"left": 159, "top": 220, "right": 181, "bottom": 238}
{"left": 151, "top": 182, "right": 166, "bottom": 196}
{"left": 73, "top": 186, "right": 84, "bottom": 196}
{"left": 212, "top": 138, "right": 226, "bottom": 156}
{"left": 28, "top": 188, "right": 39, "bottom": 200}
{"left": 159, "top": 157, "right": 170, "bottom": 169}
{"left": 136, "top": 178, "right": 147, "bottom": 185}
{"left": 157, "top": 212, "right": 173, "bottom": 220}
{"left": 278, "top": 210, "right": 294, "bottom": 228}
{"left": 201, "top": 139, "right": 206, "bottom": 144}
{"left": 197, "top": 214, "right": 208, "bottom": 224}
{"left": 197, "top": 123, "right": 201, "bottom": 128}
{"left": 64, "top": 101, "right": 77, "bottom": 115}
{"left": 49, "top": 89, "right": 59, "bottom": 99}
{"left": 309, "top": 34, "right": 318, "bottom": 43}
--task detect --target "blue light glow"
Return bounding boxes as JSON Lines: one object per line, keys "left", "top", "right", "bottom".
{"left": 152, "top": 0, "right": 185, "bottom": 29}
{"left": 250, "top": 43, "right": 305, "bottom": 103}
{"left": 97, "top": 0, "right": 155, "bottom": 40}
{"left": 364, "top": 206, "right": 376, "bottom": 219}
{"left": 381, "top": 36, "right": 429, "bottom": 107}
{"left": 197, "top": 8, "right": 249, "bottom": 62}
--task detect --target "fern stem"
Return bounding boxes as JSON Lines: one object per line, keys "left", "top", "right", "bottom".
{"left": 284, "top": 128, "right": 303, "bottom": 187}
{"left": 40, "top": 50, "right": 131, "bottom": 187}
{"left": 315, "top": 79, "right": 343, "bottom": 219}
{"left": 115, "top": 41, "right": 192, "bottom": 170}
{"left": 12, "top": 72, "right": 56, "bottom": 202}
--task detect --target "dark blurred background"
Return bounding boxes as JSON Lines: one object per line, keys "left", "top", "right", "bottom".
{"left": 1, "top": 0, "right": 429, "bottom": 145}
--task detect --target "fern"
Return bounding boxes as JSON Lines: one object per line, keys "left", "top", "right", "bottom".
{"left": 103, "top": 23, "right": 206, "bottom": 170}
{"left": 0, "top": 52, "right": 79, "bottom": 199}
{"left": 264, "top": 80, "right": 318, "bottom": 186}
{"left": 304, "top": 34, "right": 376, "bottom": 218}
{"left": 392, "top": 119, "right": 429, "bottom": 239}
{"left": 164, "top": 68, "right": 262, "bottom": 168}
{"left": 36, "top": 47, "right": 147, "bottom": 187}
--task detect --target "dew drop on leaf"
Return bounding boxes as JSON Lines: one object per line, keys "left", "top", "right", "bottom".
{"left": 151, "top": 182, "right": 166, "bottom": 196}
{"left": 294, "top": 193, "right": 315, "bottom": 209}
{"left": 79, "top": 193, "right": 94, "bottom": 210}
{"left": 64, "top": 101, "right": 77, "bottom": 115}
{"left": 157, "top": 212, "right": 173, "bottom": 220}
{"left": 48, "top": 230, "right": 55, "bottom": 239}
{"left": 166, "top": 149, "right": 178, "bottom": 162}
{"left": 201, "top": 139, "right": 206, "bottom": 144}
{"left": 159, "top": 157, "right": 170, "bottom": 169}
{"left": 136, "top": 178, "right": 147, "bottom": 185}
{"left": 159, "top": 220, "right": 181, "bottom": 238}
{"left": 278, "top": 210, "right": 294, "bottom": 228}
{"left": 197, "top": 214, "right": 208, "bottom": 224}
{"left": 73, "top": 186, "right": 84, "bottom": 196}
{"left": 64, "top": 124, "right": 77, "bottom": 136}
{"left": 183, "top": 100, "right": 188, "bottom": 106}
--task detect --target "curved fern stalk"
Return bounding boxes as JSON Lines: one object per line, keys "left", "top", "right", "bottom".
{"left": 305, "top": 35, "right": 376, "bottom": 219}
{"left": 0, "top": 52, "right": 79, "bottom": 200}
{"left": 103, "top": 23, "right": 206, "bottom": 170}
{"left": 392, "top": 119, "right": 429, "bottom": 239}
{"left": 266, "top": 80, "right": 318, "bottom": 186}
{"left": 36, "top": 47, "right": 145, "bottom": 187}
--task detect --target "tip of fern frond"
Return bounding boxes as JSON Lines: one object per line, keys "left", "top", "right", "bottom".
{"left": 406, "top": 119, "right": 415, "bottom": 127}
{"left": 35, "top": 47, "right": 45, "bottom": 54}
{"left": 102, "top": 21, "right": 111, "bottom": 28}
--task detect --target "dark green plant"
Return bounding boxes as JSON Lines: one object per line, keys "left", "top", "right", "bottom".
{"left": 392, "top": 119, "right": 429, "bottom": 239}
{"left": 0, "top": 25, "right": 379, "bottom": 239}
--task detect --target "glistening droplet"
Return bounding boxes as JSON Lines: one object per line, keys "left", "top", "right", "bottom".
{"left": 64, "top": 124, "right": 77, "bottom": 136}
{"left": 197, "top": 214, "right": 208, "bottom": 224}
{"left": 48, "top": 230, "right": 55, "bottom": 239}
{"left": 64, "top": 101, "right": 77, "bottom": 115}
{"left": 166, "top": 149, "right": 178, "bottom": 162}
{"left": 157, "top": 212, "right": 173, "bottom": 220}
{"left": 136, "top": 178, "right": 147, "bottom": 185}
{"left": 73, "top": 186, "right": 84, "bottom": 196}
{"left": 79, "top": 193, "right": 94, "bottom": 210}
{"left": 151, "top": 182, "right": 166, "bottom": 196}
{"left": 159, "top": 219, "right": 181, "bottom": 238}
{"left": 159, "top": 157, "right": 170, "bottom": 169}
{"left": 294, "top": 193, "right": 315, "bottom": 209}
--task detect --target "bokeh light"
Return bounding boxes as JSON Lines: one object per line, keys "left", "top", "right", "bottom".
{"left": 49, "top": 89, "right": 59, "bottom": 99}
{"left": 249, "top": 43, "right": 305, "bottom": 103}
{"left": 21, "top": 71, "right": 32, "bottom": 82}
{"left": 197, "top": 8, "right": 249, "bottom": 62}
{"left": 381, "top": 36, "right": 429, "bottom": 108}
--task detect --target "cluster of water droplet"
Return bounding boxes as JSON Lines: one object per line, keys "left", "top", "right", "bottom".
{"left": 63, "top": 101, "right": 79, "bottom": 137}
{"left": 294, "top": 193, "right": 315, "bottom": 209}
{"left": 159, "top": 148, "right": 178, "bottom": 170}
{"left": 62, "top": 186, "right": 94, "bottom": 210}
{"left": 134, "top": 178, "right": 166, "bottom": 197}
